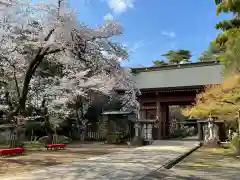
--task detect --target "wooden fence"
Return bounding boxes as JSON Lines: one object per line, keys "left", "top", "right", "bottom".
{"left": 85, "top": 131, "right": 105, "bottom": 141}
{"left": 1, "top": 134, "right": 18, "bottom": 148}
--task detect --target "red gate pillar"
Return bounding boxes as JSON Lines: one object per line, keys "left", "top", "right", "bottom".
{"left": 160, "top": 104, "right": 170, "bottom": 139}
{"left": 165, "top": 105, "right": 170, "bottom": 138}
{"left": 160, "top": 104, "right": 166, "bottom": 138}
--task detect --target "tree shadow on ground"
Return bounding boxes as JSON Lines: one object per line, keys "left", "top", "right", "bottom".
{"left": 163, "top": 174, "right": 208, "bottom": 180}
{"left": 1, "top": 140, "right": 200, "bottom": 180}
{"left": 139, "top": 167, "right": 209, "bottom": 180}
{"left": 168, "top": 147, "right": 240, "bottom": 180}
{"left": 66, "top": 150, "right": 109, "bottom": 155}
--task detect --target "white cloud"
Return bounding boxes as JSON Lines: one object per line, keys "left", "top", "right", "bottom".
{"left": 131, "top": 41, "right": 144, "bottom": 53}
{"left": 103, "top": 13, "right": 114, "bottom": 21}
{"left": 161, "top": 31, "right": 176, "bottom": 38}
{"left": 107, "top": 0, "right": 135, "bottom": 14}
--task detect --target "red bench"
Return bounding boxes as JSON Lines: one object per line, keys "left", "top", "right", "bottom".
{"left": 46, "top": 144, "right": 66, "bottom": 150}
{"left": 0, "top": 148, "right": 25, "bottom": 156}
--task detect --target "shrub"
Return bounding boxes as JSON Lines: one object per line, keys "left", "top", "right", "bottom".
{"left": 57, "top": 135, "right": 72, "bottom": 144}
{"left": 38, "top": 136, "right": 49, "bottom": 145}
{"left": 24, "top": 141, "right": 43, "bottom": 151}
{"left": 106, "top": 132, "right": 118, "bottom": 144}
{"left": 229, "top": 133, "right": 240, "bottom": 151}
{"left": 38, "top": 135, "right": 72, "bottom": 145}
{"left": 117, "top": 131, "right": 130, "bottom": 143}
{"left": 170, "top": 128, "right": 187, "bottom": 138}
{"left": 0, "top": 134, "right": 6, "bottom": 144}
{"left": 106, "top": 131, "right": 130, "bottom": 144}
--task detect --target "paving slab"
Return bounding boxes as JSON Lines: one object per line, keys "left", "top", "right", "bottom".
{"left": 2, "top": 140, "right": 199, "bottom": 180}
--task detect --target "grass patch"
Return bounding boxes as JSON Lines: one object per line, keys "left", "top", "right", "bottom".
{"left": 24, "top": 141, "right": 45, "bottom": 152}
{"left": 178, "top": 144, "right": 240, "bottom": 170}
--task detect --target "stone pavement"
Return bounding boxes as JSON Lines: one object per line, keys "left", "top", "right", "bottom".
{"left": 2, "top": 140, "right": 199, "bottom": 180}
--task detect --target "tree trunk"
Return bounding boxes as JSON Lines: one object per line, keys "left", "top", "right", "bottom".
{"left": 41, "top": 98, "right": 53, "bottom": 144}
{"left": 19, "top": 55, "right": 44, "bottom": 113}
{"left": 13, "top": 51, "right": 45, "bottom": 116}
{"left": 75, "top": 96, "right": 87, "bottom": 143}
{"left": 75, "top": 97, "right": 81, "bottom": 141}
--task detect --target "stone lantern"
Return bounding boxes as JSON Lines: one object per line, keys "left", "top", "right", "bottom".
{"left": 199, "top": 114, "right": 222, "bottom": 147}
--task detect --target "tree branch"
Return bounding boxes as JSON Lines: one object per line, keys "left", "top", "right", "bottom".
{"left": 46, "top": 47, "right": 65, "bottom": 55}
{"left": 44, "top": 29, "right": 55, "bottom": 41}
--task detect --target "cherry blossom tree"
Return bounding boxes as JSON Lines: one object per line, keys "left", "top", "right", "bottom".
{"left": 114, "top": 68, "right": 139, "bottom": 112}
{"left": 0, "top": 0, "right": 138, "bottom": 144}
{"left": 0, "top": 0, "right": 126, "bottom": 111}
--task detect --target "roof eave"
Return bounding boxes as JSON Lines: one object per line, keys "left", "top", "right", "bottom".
{"left": 131, "top": 61, "right": 220, "bottom": 73}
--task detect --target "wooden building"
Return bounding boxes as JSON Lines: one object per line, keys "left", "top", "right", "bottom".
{"left": 132, "top": 61, "right": 223, "bottom": 140}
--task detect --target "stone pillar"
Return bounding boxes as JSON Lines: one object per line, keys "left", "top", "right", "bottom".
{"left": 134, "top": 123, "right": 140, "bottom": 137}
{"left": 136, "top": 100, "right": 143, "bottom": 141}
{"left": 176, "top": 122, "right": 180, "bottom": 130}
{"left": 160, "top": 104, "right": 167, "bottom": 138}
{"left": 138, "top": 100, "right": 143, "bottom": 120}
{"left": 147, "top": 124, "right": 153, "bottom": 140}
{"left": 132, "top": 122, "right": 143, "bottom": 146}
{"left": 143, "top": 124, "right": 147, "bottom": 139}
{"left": 197, "top": 122, "right": 203, "bottom": 141}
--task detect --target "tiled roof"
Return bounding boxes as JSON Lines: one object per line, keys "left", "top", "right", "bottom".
{"left": 132, "top": 61, "right": 223, "bottom": 90}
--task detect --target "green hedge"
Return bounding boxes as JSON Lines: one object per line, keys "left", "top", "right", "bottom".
{"left": 106, "top": 131, "right": 129, "bottom": 144}
{"left": 170, "top": 128, "right": 187, "bottom": 138}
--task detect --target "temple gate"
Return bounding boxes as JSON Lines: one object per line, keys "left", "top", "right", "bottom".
{"left": 132, "top": 61, "right": 223, "bottom": 140}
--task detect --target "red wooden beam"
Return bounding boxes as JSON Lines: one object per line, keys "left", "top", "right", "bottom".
{"left": 159, "top": 96, "right": 195, "bottom": 103}
{"left": 139, "top": 97, "right": 157, "bottom": 103}
{"left": 141, "top": 106, "right": 157, "bottom": 110}
{"left": 139, "top": 96, "right": 195, "bottom": 103}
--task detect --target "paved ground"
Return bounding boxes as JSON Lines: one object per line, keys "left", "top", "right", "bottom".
{"left": 144, "top": 146, "right": 240, "bottom": 180}
{"left": 0, "top": 143, "right": 132, "bottom": 176}
{"left": 2, "top": 140, "right": 199, "bottom": 180}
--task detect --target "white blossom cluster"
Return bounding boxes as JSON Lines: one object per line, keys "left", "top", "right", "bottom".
{"left": 0, "top": 0, "right": 138, "bottom": 122}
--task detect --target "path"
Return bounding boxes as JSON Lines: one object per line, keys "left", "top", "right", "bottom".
{"left": 2, "top": 140, "right": 199, "bottom": 180}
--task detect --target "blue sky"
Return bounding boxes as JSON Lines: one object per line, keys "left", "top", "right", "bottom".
{"left": 68, "top": 0, "right": 231, "bottom": 67}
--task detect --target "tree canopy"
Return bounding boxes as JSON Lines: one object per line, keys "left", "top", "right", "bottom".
{"left": 152, "top": 60, "right": 167, "bottom": 66}
{"left": 198, "top": 0, "right": 240, "bottom": 74}
{"left": 0, "top": 0, "right": 139, "bottom": 129}
{"left": 185, "top": 0, "right": 240, "bottom": 124}
{"left": 182, "top": 75, "right": 240, "bottom": 120}
{"left": 215, "top": 0, "right": 240, "bottom": 16}
{"left": 198, "top": 43, "right": 221, "bottom": 62}
{"left": 160, "top": 49, "right": 191, "bottom": 65}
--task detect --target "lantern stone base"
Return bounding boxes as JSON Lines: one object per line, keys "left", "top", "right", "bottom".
{"left": 131, "top": 136, "right": 144, "bottom": 146}
{"left": 204, "top": 137, "right": 220, "bottom": 147}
